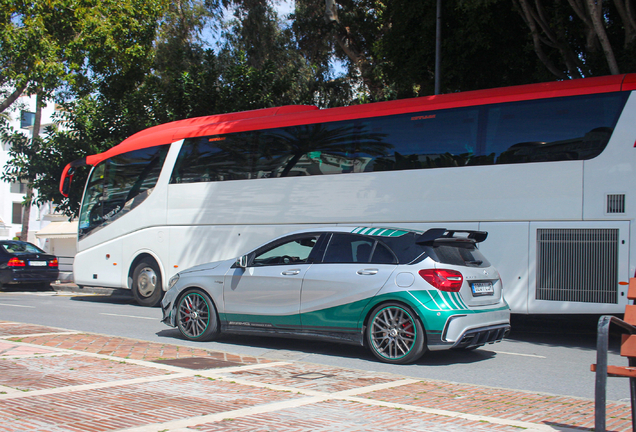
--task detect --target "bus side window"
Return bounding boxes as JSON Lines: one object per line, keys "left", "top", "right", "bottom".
{"left": 486, "top": 93, "right": 627, "bottom": 164}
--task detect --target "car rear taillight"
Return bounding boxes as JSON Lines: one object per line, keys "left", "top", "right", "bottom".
{"left": 8, "top": 257, "right": 26, "bottom": 267}
{"left": 49, "top": 259, "right": 58, "bottom": 267}
{"left": 419, "top": 269, "right": 463, "bottom": 292}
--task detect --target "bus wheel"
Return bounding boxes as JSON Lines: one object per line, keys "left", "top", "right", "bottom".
{"left": 131, "top": 259, "right": 163, "bottom": 307}
{"left": 366, "top": 302, "right": 426, "bottom": 364}
{"left": 176, "top": 289, "right": 219, "bottom": 341}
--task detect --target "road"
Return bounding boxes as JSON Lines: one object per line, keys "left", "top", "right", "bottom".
{"left": 0, "top": 287, "right": 629, "bottom": 402}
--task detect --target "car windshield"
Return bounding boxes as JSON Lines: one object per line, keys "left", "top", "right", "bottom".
{"left": 1, "top": 242, "right": 45, "bottom": 254}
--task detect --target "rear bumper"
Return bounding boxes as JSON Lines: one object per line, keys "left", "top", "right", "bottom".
{"left": 0, "top": 269, "right": 59, "bottom": 285}
{"left": 451, "top": 323, "right": 510, "bottom": 349}
{"left": 427, "top": 308, "right": 510, "bottom": 351}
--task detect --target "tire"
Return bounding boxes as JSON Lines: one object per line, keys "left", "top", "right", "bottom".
{"left": 131, "top": 259, "right": 163, "bottom": 307}
{"left": 366, "top": 302, "right": 426, "bottom": 364}
{"left": 176, "top": 289, "right": 219, "bottom": 341}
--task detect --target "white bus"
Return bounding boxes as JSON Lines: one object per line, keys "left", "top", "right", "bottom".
{"left": 60, "top": 74, "right": 636, "bottom": 312}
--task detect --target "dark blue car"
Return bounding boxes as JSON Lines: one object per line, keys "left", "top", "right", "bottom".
{"left": 0, "top": 241, "right": 59, "bottom": 289}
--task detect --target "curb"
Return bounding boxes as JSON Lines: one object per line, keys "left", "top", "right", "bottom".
{"left": 51, "top": 282, "right": 132, "bottom": 297}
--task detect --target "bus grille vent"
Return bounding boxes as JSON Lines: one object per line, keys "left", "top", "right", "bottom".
{"left": 536, "top": 228, "right": 618, "bottom": 304}
{"left": 607, "top": 194, "right": 625, "bottom": 214}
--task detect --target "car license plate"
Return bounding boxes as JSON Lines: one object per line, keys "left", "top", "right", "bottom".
{"left": 29, "top": 261, "right": 47, "bottom": 266}
{"left": 471, "top": 282, "right": 494, "bottom": 296}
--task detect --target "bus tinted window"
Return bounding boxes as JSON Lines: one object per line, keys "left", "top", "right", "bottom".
{"left": 366, "top": 107, "right": 482, "bottom": 170}
{"left": 79, "top": 145, "right": 169, "bottom": 239}
{"left": 487, "top": 93, "right": 627, "bottom": 164}
{"left": 170, "top": 92, "right": 628, "bottom": 184}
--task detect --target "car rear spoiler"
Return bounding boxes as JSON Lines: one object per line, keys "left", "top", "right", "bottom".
{"left": 416, "top": 228, "right": 488, "bottom": 244}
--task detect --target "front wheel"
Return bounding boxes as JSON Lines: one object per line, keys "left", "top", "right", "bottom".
{"left": 131, "top": 259, "right": 163, "bottom": 307}
{"left": 366, "top": 302, "right": 426, "bottom": 364}
{"left": 176, "top": 289, "right": 219, "bottom": 341}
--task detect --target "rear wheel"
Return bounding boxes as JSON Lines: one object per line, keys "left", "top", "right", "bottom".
{"left": 366, "top": 302, "right": 426, "bottom": 364}
{"left": 131, "top": 259, "right": 163, "bottom": 307}
{"left": 176, "top": 289, "right": 219, "bottom": 341}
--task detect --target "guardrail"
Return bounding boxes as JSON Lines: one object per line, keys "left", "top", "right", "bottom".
{"left": 57, "top": 255, "right": 74, "bottom": 273}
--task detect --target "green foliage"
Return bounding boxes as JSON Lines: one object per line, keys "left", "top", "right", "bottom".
{"left": 0, "top": 0, "right": 169, "bottom": 107}
{"left": 6, "top": 0, "right": 634, "bottom": 220}
{"left": 0, "top": 0, "right": 169, "bottom": 219}
{"left": 380, "top": 0, "right": 552, "bottom": 96}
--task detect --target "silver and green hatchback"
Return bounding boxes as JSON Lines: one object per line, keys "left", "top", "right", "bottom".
{"left": 161, "top": 227, "right": 510, "bottom": 364}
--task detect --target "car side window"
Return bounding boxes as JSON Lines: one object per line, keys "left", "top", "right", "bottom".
{"left": 370, "top": 242, "right": 397, "bottom": 264}
{"left": 322, "top": 233, "right": 398, "bottom": 264}
{"left": 253, "top": 236, "right": 318, "bottom": 266}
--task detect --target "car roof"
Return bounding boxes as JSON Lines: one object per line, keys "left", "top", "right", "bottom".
{"left": 285, "top": 226, "right": 416, "bottom": 237}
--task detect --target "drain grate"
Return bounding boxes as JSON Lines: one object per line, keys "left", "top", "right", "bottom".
{"left": 153, "top": 357, "right": 244, "bottom": 369}
{"left": 291, "top": 372, "right": 335, "bottom": 380}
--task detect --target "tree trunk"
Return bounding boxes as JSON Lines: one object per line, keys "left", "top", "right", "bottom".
{"left": 612, "top": 0, "right": 636, "bottom": 46}
{"left": 0, "top": 84, "right": 26, "bottom": 114}
{"left": 19, "top": 92, "right": 42, "bottom": 242}
{"left": 514, "top": 0, "right": 571, "bottom": 79}
{"left": 585, "top": 0, "right": 620, "bottom": 74}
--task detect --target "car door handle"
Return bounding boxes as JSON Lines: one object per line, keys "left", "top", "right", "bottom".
{"left": 282, "top": 269, "right": 301, "bottom": 275}
{"left": 357, "top": 269, "right": 379, "bottom": 275}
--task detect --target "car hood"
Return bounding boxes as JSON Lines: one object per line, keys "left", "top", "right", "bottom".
{"left": 179, "top": 258, "right": 235, "bottom": 275}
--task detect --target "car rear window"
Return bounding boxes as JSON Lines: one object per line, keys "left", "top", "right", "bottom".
{"left": 1, "top": 242, "right": 45, "bottom": 254}
{"left": 426, "top": 241, "right": 490, "bottom": 267}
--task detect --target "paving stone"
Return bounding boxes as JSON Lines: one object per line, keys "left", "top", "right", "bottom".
{"left": 363, "top": 380, "right": 632, "bottom": 431}
{"left": 0, "top": 323, "right": 68, "bottom": 337}
{"left": 225, "top": 362, "right": 397, "bottom": 393}
{"left": 187, "top": 399, "right": 522, "bottom": 432}
{"left": 0, "top": 355, "right": 173, "bottom": 391}
{"left": 0, "top": 376, "right": 301, "bottom": 432}
{"left": 0, "top": 340, "right": 57, "bottom": 357}
{"left": 8, "top": 333, "right": 271, "bottom": 364}
{"left": 0, "top": 321, "right": 628, "bottom": 431}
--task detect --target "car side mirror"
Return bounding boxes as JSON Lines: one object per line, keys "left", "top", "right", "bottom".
{"left": 236, "top": 255, "right": 249, "bottom": 269}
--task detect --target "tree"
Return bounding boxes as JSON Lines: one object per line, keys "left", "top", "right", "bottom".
{"left": 293, "top": 0, "right": 394, "bottom": 101}
{"left": 291, "top": 0, "right": 551, "bottom": 101}
{"left": 512, "top": 0, "right": 636, "bottom": 78}
{"left": 379, "top": 0, "right": 551, "bottom": 97}
{"left": 218, "top": 0, "right": 352, "bottom": 110}
{"left": 1, "top": 0, "right": 168, "bottom": 235}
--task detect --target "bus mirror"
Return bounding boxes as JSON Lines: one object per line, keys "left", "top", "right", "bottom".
{"left": 61, "top": 176, "right": 71, "bottom": 197}
{"left": 237, "top": 255, "right": 249, "bottom": 268}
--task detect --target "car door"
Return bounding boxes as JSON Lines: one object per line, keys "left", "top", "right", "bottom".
{"left": 223, "top": 234, "right": 321, "bottom": 330}
{"left": 300, "top": 233, "right": 398, "bottom": 332}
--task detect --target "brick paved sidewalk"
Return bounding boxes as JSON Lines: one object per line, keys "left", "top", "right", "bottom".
{"left": 0, "top": 320, "right": 631, "bottom": 432}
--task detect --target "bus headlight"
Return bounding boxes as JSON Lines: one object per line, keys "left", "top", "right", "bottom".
{"left": 168, "top": 274, "right": 180, "bottom": 289}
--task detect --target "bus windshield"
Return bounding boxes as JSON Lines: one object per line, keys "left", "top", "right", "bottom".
{"left": 78, "top": 145, "right": 169, "bottom": 239}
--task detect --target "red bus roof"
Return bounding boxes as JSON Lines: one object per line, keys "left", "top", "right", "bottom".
{"left": 60, "top": 73, "right": 636, "bottom": 196}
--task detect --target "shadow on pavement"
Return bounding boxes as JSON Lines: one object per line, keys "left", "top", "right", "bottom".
{"left": 155, "top": 327, "right": 497, "bottom": 366}
{"left": 153, "top": 314, "right": 620, "bottom": 365}
{"left": 508, "top": 313, "right": 623, "bottom": 352}
{"left": 68, "top": 291, "right": 137, "bottom": 305}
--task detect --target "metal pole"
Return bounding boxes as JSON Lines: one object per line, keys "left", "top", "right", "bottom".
{"left": 434, "top": 0, "right": 442, "bottom": 95}
{"left": 595, "top": 315, "right": 610, "bottom": 432}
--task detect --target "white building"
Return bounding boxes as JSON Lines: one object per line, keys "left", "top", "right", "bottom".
{"left": 0, "top": 94, "right": 76, "bottom": 280}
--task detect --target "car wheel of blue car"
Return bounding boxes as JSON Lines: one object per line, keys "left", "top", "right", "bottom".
{"left": 177, "top": 289, "right": 219, "bottom": 341}
{"left": 367, "top": 302, "right": 426, "bottom": 364}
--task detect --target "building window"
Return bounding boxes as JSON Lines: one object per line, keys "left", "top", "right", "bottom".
{"left": 12, "top": 203, "right": 23, "bottom": 224}
{"left": 20, "top": 111, "right": 35, "bottom": 129}
{"left": 10, "top": 182, "right": 28, "bottom": 194}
